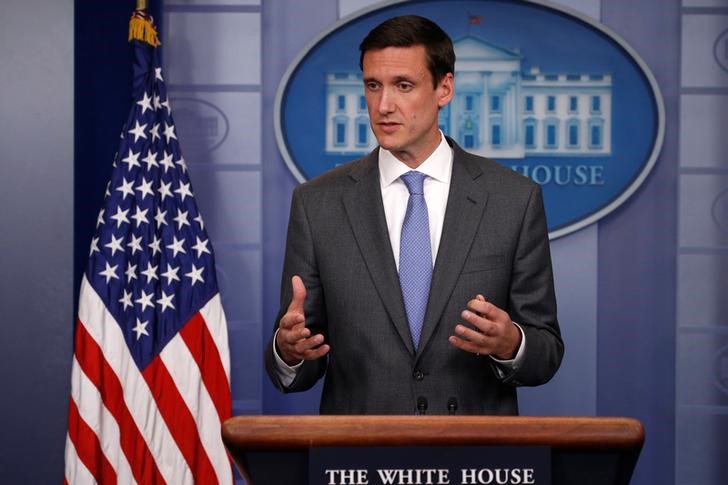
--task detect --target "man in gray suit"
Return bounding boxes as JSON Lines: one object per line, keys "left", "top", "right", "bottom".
{"left": 266, "top": 15, "right": 563, "bottom": 415}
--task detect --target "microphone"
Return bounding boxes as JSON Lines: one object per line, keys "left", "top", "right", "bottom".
{"left": 416, "top": 396, "right": 428, "bottom": 415}
{"left": 447, "top": 397, "right": 458, "bottom": 415}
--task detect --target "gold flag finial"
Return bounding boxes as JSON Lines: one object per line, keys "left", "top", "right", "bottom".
{"left": 129, "top": 3, "right": 160, "bottom": 46}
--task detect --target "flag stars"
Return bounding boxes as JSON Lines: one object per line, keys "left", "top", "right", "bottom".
{"left": 122, "top": 149, "right": 141, "bottom": 171}
{"left": 136, "top": 92, "right": 153, "bottom": 114}
{"left": 161, "top": 263, "right": 180, "bottom": 285}
{"left": 149, "top": 235, "right": 162, "bottom": 256}
{"left": 194, "top": 214, "right": 205, "bottom": 230}
{"left": 163, "top": 122, "right": 177, "bottom": 143}
{"left": 119, "top": 289, "right": 133, "bottom": 310}
{"left": 174, "top": 181, "right": 193, "bottom": 201}
{"left": 175, "top": 156, "right": 188, "bottom": 174}
{"left": 125, "top": 261, "right": 137, "bottom": 283}
{"left": 135, "top": 290, "right": 155, "bottom": 312}
{"left": 158, "top": 290, "right": 175, "bottom": 312}
{"left": 167, "top": 236, "right": 186, "bottom": 258}
{"left": 192, "top": 236, "right": 211, "bottom": 258}
{"left": 133, "top": 318, "right": 150, "bottom": 340}
{"left": 158, "top": 180, "right": 173, "bottom": 202}
{"left": 89, "top": 237, "right": 100, "bottom": 256}
{"left": 174, "top": 208, "right": 190, "bottom": 230}
{"left": 110, "top": 206, "right": 130, "bottom": 227}
{"left": 128, "top": 120, "right": 148, "bottom": 143}
{"left": 127, "top": 234, "right": 143, "bottom": 255}
{"left": 185, "top": 264, "right": 205, "bottom": 286}
{"left": 154, "top": 208, "right": 168, "bottom": 228}
{"left": 131, "top": 207, "right": 149, "bottom": 226}
{"left": 105, "top": 234, "right": 125, "bottom": 256}
{"left": 142, "top": 150, "right": 159, "bottom": 170}
{"left": 149, "top": 123, "right": 161, "bottom": 143}
{"left": 141, "top": 261, "right": 159, "bottom": 284}
{"left": 136, "top": 177, "right": 155, "bottom": 200}
{"left": 116, "top": 177, "right": 135, "bottom": 199}
{"left": 83, "top": 61, "right": 224, "bottom": 358}
{"left": 159, "top": 151, "right": 175, "bottom": 173}
{"left": 99, "top": 262, "right": 119, "bottom": 284}
{"left": 82, "top": 61, "right": 225, "bottom": 357}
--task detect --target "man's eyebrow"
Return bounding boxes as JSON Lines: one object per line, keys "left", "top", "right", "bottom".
{"left": 362, "top": 75, "right": 417, "bottom": 84}
{"left": 392, "top": 75, "right": 416, "bottom": 84}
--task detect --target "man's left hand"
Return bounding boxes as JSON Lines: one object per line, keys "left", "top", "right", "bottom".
{"left": 448, "top": 294, "right": 521, "bottom": 360}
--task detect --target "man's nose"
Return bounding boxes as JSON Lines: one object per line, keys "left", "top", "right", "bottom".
{"left": 377, "top": 88, "right": 395, "bottom": 114}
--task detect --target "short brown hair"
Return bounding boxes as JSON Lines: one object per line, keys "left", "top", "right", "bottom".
{"left": 359, "top": 15, "right": 455, "bottom": 88}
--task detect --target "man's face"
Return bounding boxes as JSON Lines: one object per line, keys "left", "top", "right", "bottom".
{"left": 362, "top": 45, "right": 453, "bottom": 167}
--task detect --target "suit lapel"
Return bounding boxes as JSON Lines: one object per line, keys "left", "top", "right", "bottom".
{"left": 342, "top": 153, "right": 415, "bottom": 355}
{"left": 417, "top": 145, "right": 489, "bottom": 358}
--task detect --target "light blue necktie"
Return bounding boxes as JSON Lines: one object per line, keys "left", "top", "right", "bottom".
{"left": 399, "top": 171, "right": 433, "bottom": 350}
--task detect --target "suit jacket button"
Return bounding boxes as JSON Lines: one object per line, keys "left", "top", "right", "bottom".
{"left": 413, "top": 370, "right": 424, "bottom": 381}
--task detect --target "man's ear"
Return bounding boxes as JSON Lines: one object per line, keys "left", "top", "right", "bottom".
{"left": 437, "top": 72, "right": 454, "bottom": 108}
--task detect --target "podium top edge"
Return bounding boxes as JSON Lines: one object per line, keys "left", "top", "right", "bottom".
{"left": 221, "top": 415, "right": 645, "bottom": 451}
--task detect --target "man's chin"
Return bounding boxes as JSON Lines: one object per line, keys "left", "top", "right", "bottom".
{"left": 373, "top": 134, "right": 400, "bottom": 151}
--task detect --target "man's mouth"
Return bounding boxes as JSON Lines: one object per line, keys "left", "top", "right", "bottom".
{"left": 377, "top": 121, "right": 400, "bottom": 133}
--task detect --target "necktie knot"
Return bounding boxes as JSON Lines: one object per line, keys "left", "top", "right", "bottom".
{"left": 401, "top": 171, "right": 426, "bottom": 195}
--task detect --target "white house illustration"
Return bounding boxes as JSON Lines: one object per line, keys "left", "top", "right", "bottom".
{"left": 324, "top": 35, "right": 612, "bottom": 158}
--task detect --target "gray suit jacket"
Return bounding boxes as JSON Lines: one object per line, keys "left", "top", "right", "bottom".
{"left": 265, "top": 138, "right": 563, "bottom": 415}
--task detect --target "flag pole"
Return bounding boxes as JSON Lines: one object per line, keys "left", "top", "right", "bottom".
{"left": 136, "top": 0, "right": 149, "bottom": 11}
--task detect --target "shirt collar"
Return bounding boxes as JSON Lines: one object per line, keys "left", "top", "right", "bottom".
{"left": 378, "top": 133, "right": 453, "bottom": 188}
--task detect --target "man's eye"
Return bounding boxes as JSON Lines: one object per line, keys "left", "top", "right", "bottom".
{"left": 365, "top": 83, "right": 380, "bottom": 91}
{"left": 398, "top": 83, "right": 413, "bottom": 91}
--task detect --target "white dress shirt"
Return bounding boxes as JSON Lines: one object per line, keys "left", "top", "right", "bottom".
{"left": 274, "top": 133, "right": 525, "bottom": 385}
{"left": 379, "top": 135, "right": 452, "bottom": 269}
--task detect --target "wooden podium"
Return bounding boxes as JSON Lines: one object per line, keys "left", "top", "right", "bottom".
{"left": 222, "top": 415, "right": 644, "bottom": 485}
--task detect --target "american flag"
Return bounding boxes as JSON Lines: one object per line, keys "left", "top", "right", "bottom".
{"left": 64, "top": 11, "right": 232, "bottom": 484}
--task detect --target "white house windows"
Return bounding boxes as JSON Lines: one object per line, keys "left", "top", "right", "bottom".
{"left": 546, "top": 95, "right": 556, "bottom": 113}
{"left": 356, "top": 117, "right": 369, "bottom": 147}
{"left": 544, "top": 118, "right": 559, "bottom": 149}
{"left": 333, "top": 116, "right": 347, "bottom": 146}
{"left": 524, "top": 95, "right": 534, "bottom": 114}
{"left": 569, "top": 96, "right": 578, "bottom": 113}
{"left": 466, "top": 95, "right": 473, "bottom": 112}
{"left": 591, "top": 95, "right": 601, "bottom": 114}
{"left": 491, "top": 121, "right": 502, "bottom": 147}
{"left": 589, "top": 119, "right": 604, "bottom": 149}
{"left": 524, "top": 118, "right": 537, "bottom": 149}
{"left": 336, "top": 95, "right": 346, "bottom": 112}
{"left": 566, "top": 119, "right": 580, "bottom": 148}
{"left": 461, "top": 117, "right": 479, "bottom": 149}
{"left": 490, "top": 95, "right": 502, "bottom": 113}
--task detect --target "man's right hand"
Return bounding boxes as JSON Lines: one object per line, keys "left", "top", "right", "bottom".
{"left": 275, "top": 275, "right": 330, "bottom": 366}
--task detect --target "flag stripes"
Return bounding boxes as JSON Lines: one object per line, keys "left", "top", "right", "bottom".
{"left": 66, "top": 276, "right": 231, "bottom": 484}
{"left": 179, "top": 310, "right": 232, "bottom": 423}
{"left": 66, "top": 399, "right": 117, "bottom": 484}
